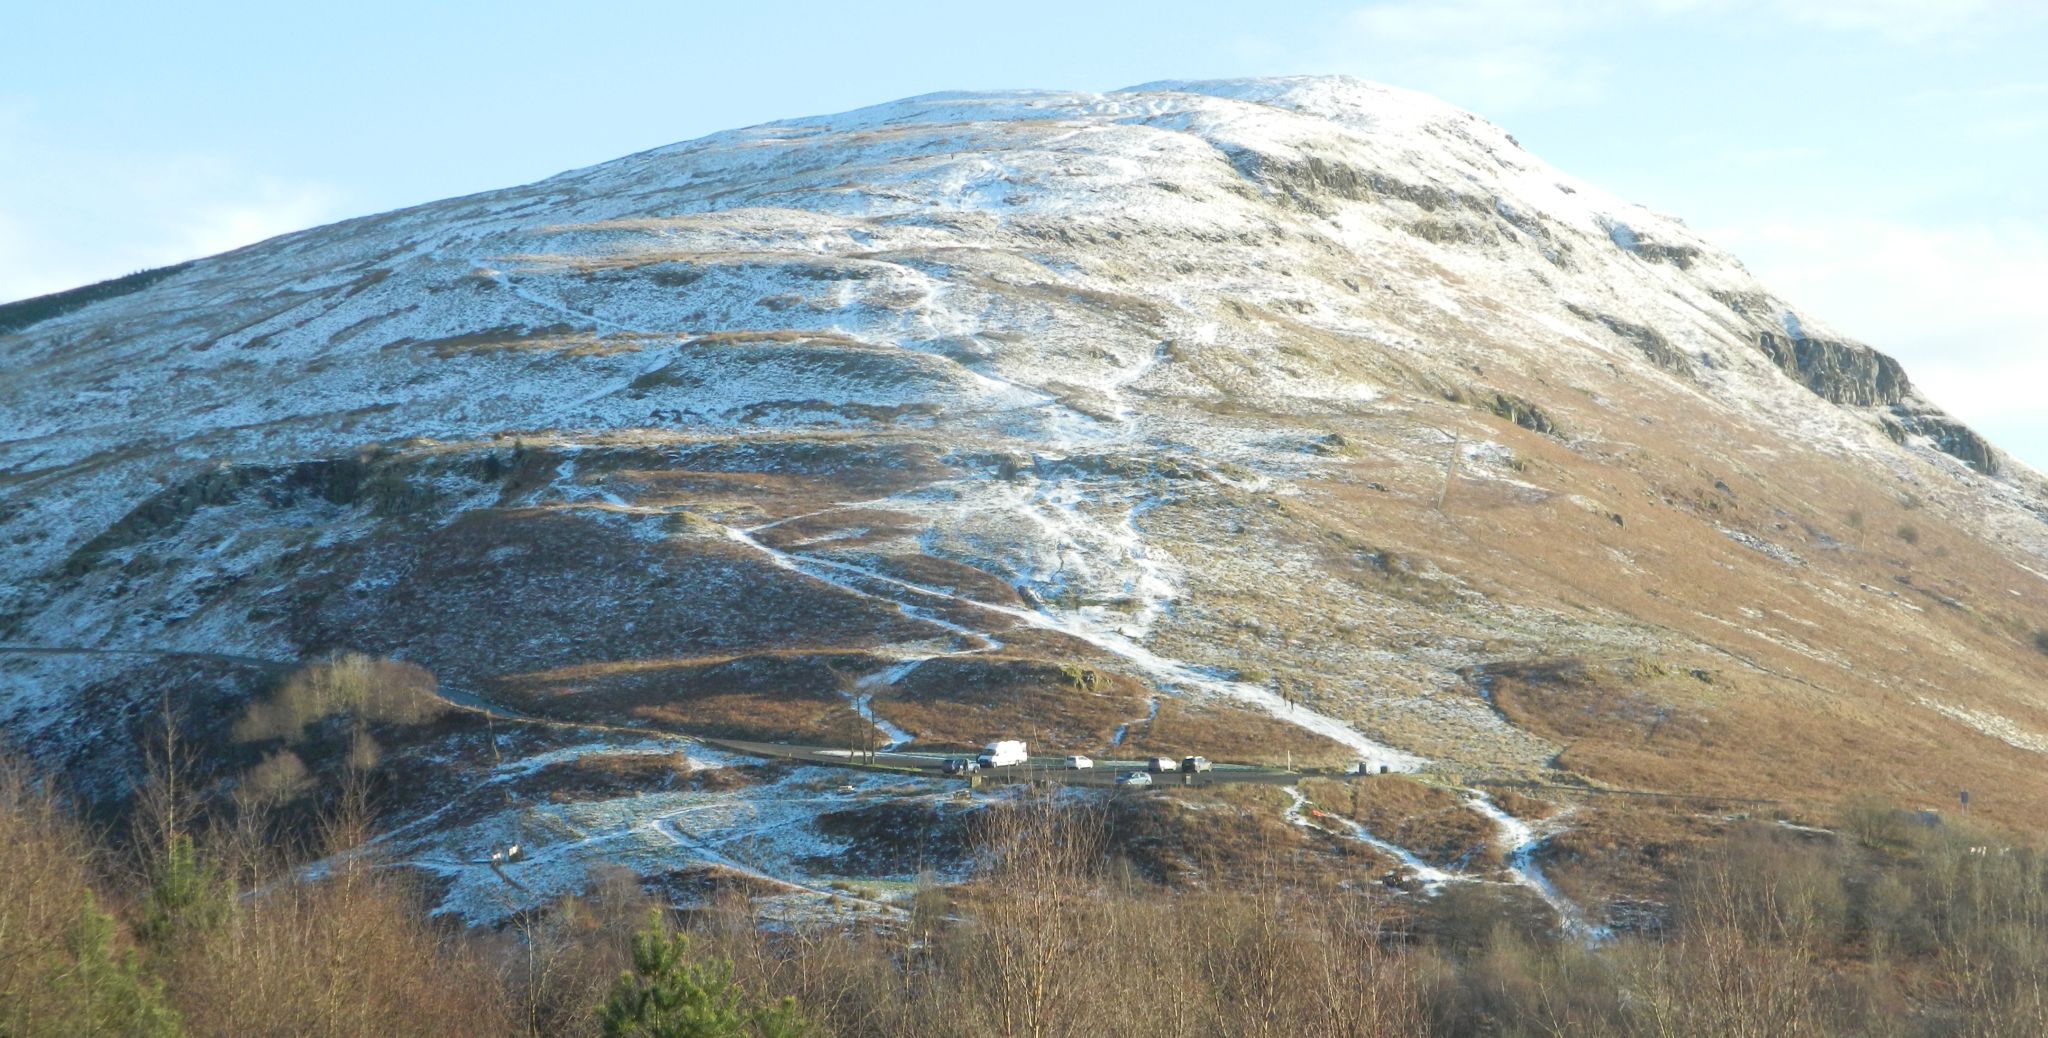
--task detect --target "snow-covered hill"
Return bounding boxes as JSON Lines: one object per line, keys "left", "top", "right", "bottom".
{"left": 7, "top": 77, "right": 2048, "bottom": 922}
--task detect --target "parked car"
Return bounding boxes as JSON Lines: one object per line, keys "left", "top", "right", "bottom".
{"left": 1065, "top": 755, "right": 1094, "bottom": 769}
{"left": 1115, "top": 771, "right": 1153, "bottom": 787}
{"left": 943, "top": 758, "right": 980, "bottom": 775}
{"left": 1180, "top": 756, "right": 1212, "bottom": 774}
{"left": 1145, "top": 756, "right": 1179, "bottom": 773}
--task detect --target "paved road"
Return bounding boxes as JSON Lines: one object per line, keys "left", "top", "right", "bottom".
{"left": 0, "top": 644, "right": 294, "bottom": 673}
{"left": 0, "top": 646, "right": 1313, "bottom": 789}
{"left": 703, "top": 738, "right": 1309, "bottom": 787}
{"left": 0, "top": 643, "right": 554, "bottom": 722}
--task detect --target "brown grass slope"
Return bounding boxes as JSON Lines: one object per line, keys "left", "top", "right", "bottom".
{"left": 11, "top": 84, "right": 2048, "bottom": 849}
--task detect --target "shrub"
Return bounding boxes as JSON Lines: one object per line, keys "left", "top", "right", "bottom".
{"left": 234, "top": 654, "right": 446, "bottom": 745}
{"left": 240, "top": 750, "right": 312, "bottom": 806}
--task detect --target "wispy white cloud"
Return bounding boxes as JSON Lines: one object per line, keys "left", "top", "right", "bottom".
{"left": 1330, "top": 0, "right": 1613, "bottom": 112}
{"left": 140, "top": 156, "right": 340, "bottom": 266}
{"left": 1713, "top": 144, "right": 1830, "bottom": 166}
{"left": 1763, "top": 0, "right": 2011, "bottom": 42}
{"left": 1716, "top": 217, "right": 2048, "bottom": 465}
{"left": 1303, "top": 0, "right": 2038, "bottom": 115}
{"left": 1910, "top": 80, "right": 2048, "bottom": 102}
{"left": 0, "top": 102, "right": 339, "bottom": 301}
{"left": 1604, "top": 0, "right": 2024, "bottom": 40}
{"left": 1906, "top": 80, "right": 2048, "bottom": 140}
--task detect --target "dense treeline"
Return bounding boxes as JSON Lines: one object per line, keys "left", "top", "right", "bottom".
{"left": 0, "top": 261, "right": 192, "bottom": 335}
{"left": 6, "top": 750, "right": 2048, "bottom": 1037}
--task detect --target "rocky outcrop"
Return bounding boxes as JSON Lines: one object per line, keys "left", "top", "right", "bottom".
{"left": 1634, "top": 242, "right": 1701, "bottom": 269}
{"left": 47, "top": 447, "right": 571, "bottom": 581}
{"left": 1883, "top": 408, "right": 2001, "bottom": 477}
{"left": 1757, "top": 332, "right": 1911, "bottom": 407}
{"left": 1485, "top": 392, "right": 1565, "bottom": 438}
{"left": 1709, "top": 289, "right": 1774, "bottom": 317}
{"left": 1601, "top": 219, "right": 1701, "bottom": 269}
{"left": 1230, "top": 150, "right": 1494, "bottom": 219}
{"left": 1568, "top": 304, "right": 1694, "bottom": 377}
{"left": 1754, "top": 333, "right": 1995, "bottom": 475}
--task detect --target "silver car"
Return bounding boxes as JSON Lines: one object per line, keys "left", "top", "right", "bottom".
{"left": 1115, "top": 771, "right": 1153, "bottom": 787}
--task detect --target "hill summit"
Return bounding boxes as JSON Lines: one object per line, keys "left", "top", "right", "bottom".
{"left": 6, "top": 76, "right": 2048, "bottom": 922}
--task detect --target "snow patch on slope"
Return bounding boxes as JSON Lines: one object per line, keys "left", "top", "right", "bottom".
{"left": 1918, "top": 698, "right": 2048, "bottom": 756}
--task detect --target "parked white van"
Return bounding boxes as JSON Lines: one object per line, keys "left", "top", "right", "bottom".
{"left": 977, "top": 740, "right": 1029, "bottom": 768}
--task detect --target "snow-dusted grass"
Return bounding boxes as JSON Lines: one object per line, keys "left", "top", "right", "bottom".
{"left": 10, "top": 74, "right": 2048, "bottom": 930}
{"left": 1917, "top": 698, "right": 2048, "bottom": 756}
{"left": 401, "top": 752, "right": 955, "bottom": 925}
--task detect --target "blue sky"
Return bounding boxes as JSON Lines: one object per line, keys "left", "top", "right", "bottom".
{"left": 5, "top": 0, "right": 2044, "bottom": 466}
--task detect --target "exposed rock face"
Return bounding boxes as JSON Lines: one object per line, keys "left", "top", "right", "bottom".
{"left": 1886, "top": 408, "right": 2002, "bottom": 476}
{"left": 1745, "top": 328, "right": 1999, "bottom": 475}
{"left": 1485, "top": 392, "right": 1565, "bottom": 438}
{"left": 6, "top": 75, "right": 2048, "bottom": 859}
{"left": 1566, "top": 304, "right": 1693, "bottom": 377}
{"left": 1757, "top": 331, "right": 1911, "bottom": 407}
{"left": 1236, "top": 151, "right": 1489, "bottom": 216}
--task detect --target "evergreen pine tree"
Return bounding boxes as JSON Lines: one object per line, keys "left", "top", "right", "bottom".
{"left": 58, "top": 891, "right": 184, "bottom": 1037}
{"left": 600, "top": 914, "right": 809, "bottom": 1038}
{"left": 138, "top": 833, "right": 229, "bottom": 948}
